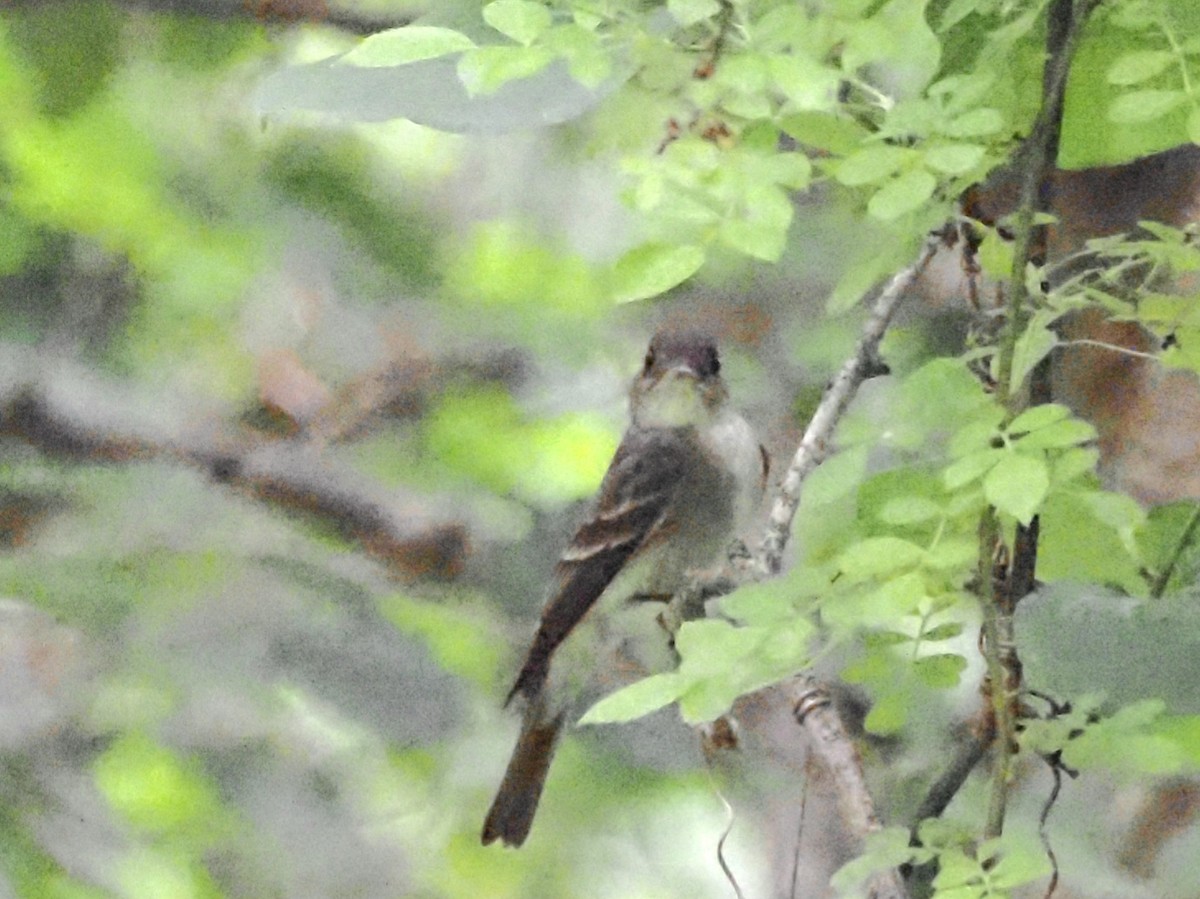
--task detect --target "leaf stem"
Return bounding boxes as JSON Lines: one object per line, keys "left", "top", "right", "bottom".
{"left": 1150, "top": 503, "right": 1200, "bottom": 598}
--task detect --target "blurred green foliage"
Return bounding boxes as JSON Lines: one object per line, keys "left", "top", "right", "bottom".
{"left": 1, "top": 1, "right": 1200, "bottom": 897}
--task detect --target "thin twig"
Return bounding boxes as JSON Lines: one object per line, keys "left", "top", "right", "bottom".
{"left": 1150, "top": 503, "right": 1200, "bottom": 598}
{"left": 1060, "top": 339, "right": 1160, "bottom": 362}
{"left": 754, "top": 227, "right": 948, "bottom": 577}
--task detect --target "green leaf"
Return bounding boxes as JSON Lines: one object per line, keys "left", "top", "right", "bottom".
{"left": 1109, "top": 89, "right": 1187, "bottom": 124}
{"left": 611, "top": 243, "right": 705, "bottom": 303}
{"left": 864, "top": 689, "right": 911, "bottom": 734}
{"left": 913, "top": 652, "right": 967, "bottom": 687}
{"left": 668, "top": 0, "right": 721, "bottom": 26}
{"left": 803, "top": 445, "right": 869, "bottom": 507}
{"left": 1010, "top": 322, "right": 1058, "bottom": 389}
{"left": 457, "top": 45, "right": 554, "bottom": 95}
{"left": 943, "top": 448, "right": 1003, "bottom": 490}
{"left": 838, "top": 537, "right": 926, "bottom": 581}
{"left": 868, "top": 169, "right": 937, "bottom": 221}
{"left": 984, "top": 452, "right": 1049, "bottom": 524}
{"left": 921, "top": 621, "right": 963, "bottom": 641}
{"left": 579, "top": 673, "right": 685, "bottom": 724}
{"left": 941, "top": 107, "right": 1003, "bottom": 137}
{"left": 878, "top": 495, "right": 943, "bottom": 525}
{"left": 780, "top": 112, "right": 870, "bottom": 155}
{"left": 923, "top": 142, "right": 985, "bottom": 175}
{"left": 1007, "top": 403, "right": 1071, "bottom": 434}
{"left": 1107, "top": 50, "right": 1176, "bottom": 85}
{"left": 768, "top": 54, "right": 840, "bottom": 111}
{"left": 1011, "top": 417, "right": 1097, "bottom": 451}
{"left": 337, "top": 26, "right": 476, "bottom": 67}
{"left": 483, "top": 0, "right": 553, "bottom": 46}
{"left": 977, "top": 228, "right": 1013, "bottom": 280}
{"left": 719, "top": 184, "right": 794, "bottom": 261}
{"left": 720, "top": 577, "right": 801, "bottom": 625}
{"left": 836, "top": 145, "right": 914, "bottom": 186}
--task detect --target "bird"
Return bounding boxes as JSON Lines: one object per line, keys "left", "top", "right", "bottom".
{"left": 481, "top": 328, "right": 767, "bottom": 847}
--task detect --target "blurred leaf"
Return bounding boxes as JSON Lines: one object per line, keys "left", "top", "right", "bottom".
{"left": 338, "top": 27, "right": 476, "bottom": 67}
{"left": 579, "top": 673, "right": 685, "bottom": 725}
{"left": 611, "top": 242, "right": 705, "bottom": 303}
{"left": 381, "top": 594, "right": 505, "bottom": 688}
{"left": 868, "top": 169, "right": 937, "bottom": 221}
{"left": 458, "top": 45, "right": 555, "bottom": 95}
{"left": 484, "top": 0, "right": 554, "bottom": 45}
{"left": 8, "top": 0, "right": 120, "bottom": 117}
{"left": 1106, "top": 49, "right": 1175, "bottom": 85}
{"left": 983, "top": 452, "right": 1048, "bottom": 524}
{"left": 95, "top": 732, "right": 228, "bottom": 837}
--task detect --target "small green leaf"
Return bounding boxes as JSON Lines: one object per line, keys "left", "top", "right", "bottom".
{"left": 914, "top": 652, "right": 967, "bottom": 687}
{"left": 942, "top": 107, "right": 1003, "bottom": 137}
{"left": 457, "top": 45, "right": 554, "bottom": 95}
{"left": 337, "top": 26, "right": 476, "bottom": 67}
{"left": 1052, "top": 446, "right": 1100, "bottom": 483}
{"left": 803, "top": 445, "right": 869, "bottom": 507}
{"left": 838, "top": 537, "right": 925, "bottom": 580}
{"left": 1010, "top": 323, "right": 1058, "bottom": 390}
{"left": 483, "top": 0, "right": 553, "bottom": 45}
{"left": 878, "top": 495, "right": 943, "bottom": 525}
{"left": 836, "top": 145, "right": 913, "bottom": 186}
{"left": 611, "top": 243, "right": 705, "bottom": 302}
{"left": 977, "top": 228, "right": 1014, "bottom": 279}
{"left": 1012, "top": 417, "right": 1097, "bottom": 450}
{"left": 868, "top": 169, "right": 937, "bottom": 221}
{"left": 984, "top": 452, "right": 1049, "bottom": 524}
{"left": 1008, "top": 403, "right": 1071, "bottom": 434}
{"left": 1107, "top": 50, "right": 1176, "bottom": 86}
{"left": 780, "top": 112, "right": 870, "bottom": 155}
{"left": 943, "top": 449, "right": 1004, "bottom": 490}
{"left": 1109, "top": 90, "right": 1187, "bottom": 124}
{"left": 580, "top": 673, "right": 685, "bottom": 724}
{"left": 923, "top": 142, "right": 985, "bottom": 175}
{"left": 922, "top": 621, "right": 964, "bottom": 641}
{"left": 864, "top": 689, "right": 910, "bottom": 734}
{"left": 768, "top": 54, "right": 840, "bottom": 111}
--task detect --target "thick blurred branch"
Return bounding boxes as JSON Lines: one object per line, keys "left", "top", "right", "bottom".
{"left": 0, "top": 356, "right": 468, "bottom": 580}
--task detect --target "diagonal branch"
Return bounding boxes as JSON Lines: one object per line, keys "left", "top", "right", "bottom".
{"left": 754, "top": 227, "right": 948, "bottom": 577}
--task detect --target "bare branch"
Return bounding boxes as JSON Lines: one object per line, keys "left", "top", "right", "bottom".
{"left": 789, "top": 676, "right": 908, "bottom": 899}
{"left": 754, "top": 227, "right": 947, "bottom": 577}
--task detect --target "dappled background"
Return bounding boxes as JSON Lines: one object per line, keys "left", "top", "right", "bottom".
{"left": 0, "top": 3, "right": 883, "bottom": 896}
{"left": 4, "top": 2, "right": 1200, "bottom": 898}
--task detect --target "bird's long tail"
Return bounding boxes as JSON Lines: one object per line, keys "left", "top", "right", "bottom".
{"left": 481, "top": 698, "right": 566, "bottom": 847}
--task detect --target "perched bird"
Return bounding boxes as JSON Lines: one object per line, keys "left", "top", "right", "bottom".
{"left": 482, "top": 329, "right": 767, "bottom": 847}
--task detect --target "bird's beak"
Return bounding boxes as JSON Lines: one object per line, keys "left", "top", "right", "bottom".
{"left": 661, "top": 362, "right": 699, "bottom": 382}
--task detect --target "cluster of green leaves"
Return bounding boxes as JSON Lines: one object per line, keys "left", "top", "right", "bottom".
{"left": 833, "top": 820, "right": 1051, "bottom": 899}
{"left": 338, "top": 0, "right": 1200, "bottom": 310}
{"left": 1101, "top": 0, "right": 1200, "bottom": 142}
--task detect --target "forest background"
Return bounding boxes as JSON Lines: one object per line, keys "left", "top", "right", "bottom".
{"left": 2, "top": 0, "right": 1200, "bottom": 897}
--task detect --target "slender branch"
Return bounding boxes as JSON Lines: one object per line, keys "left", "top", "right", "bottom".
{"left": 1150, "top": 503, "right": 1200, "bottom": 598}
{"left": 977, "top": 0, "right": 1099, "bottom": 842}
{"left": 754, "top": 227, "right": 948, "bottom": 577}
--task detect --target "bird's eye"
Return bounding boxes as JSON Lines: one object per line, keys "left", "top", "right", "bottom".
{"left": 643, "top": 348, "right": 655, "bottom": 372}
